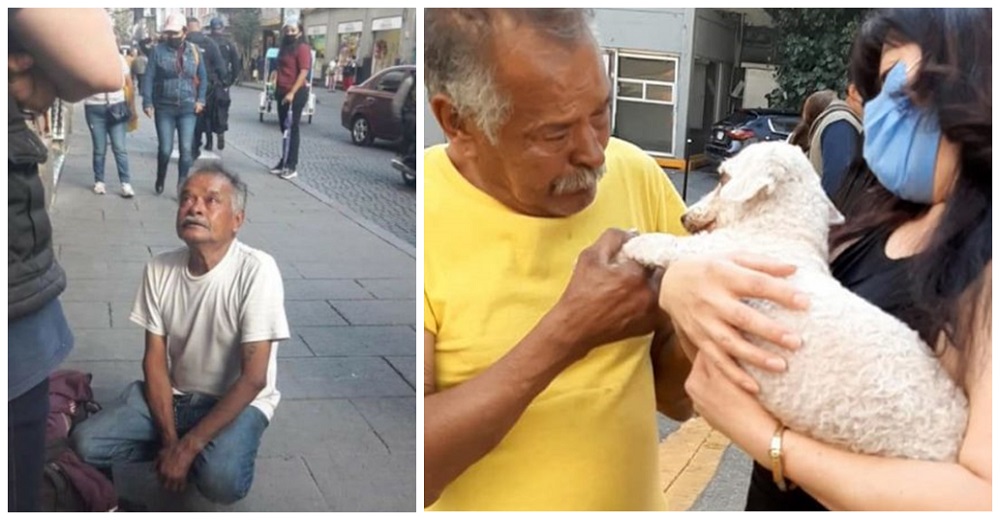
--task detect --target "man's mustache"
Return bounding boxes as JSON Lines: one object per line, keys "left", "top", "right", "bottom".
{"left": 552, "top": 164, "right": 606, "bottom": 195}
{"left": 181, "top": 215, "right": 209, "bottom": 228}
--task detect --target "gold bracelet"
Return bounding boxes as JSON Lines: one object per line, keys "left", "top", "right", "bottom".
{"left": 769, "top": 423, "right": 789, "bottom": 492}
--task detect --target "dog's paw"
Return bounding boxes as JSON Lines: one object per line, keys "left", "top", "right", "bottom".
{"left": 620, "top": 233, "right": 677, "bottom": 268}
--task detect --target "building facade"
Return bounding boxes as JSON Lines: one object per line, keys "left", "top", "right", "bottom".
{"left": 300, "top": 8, "right": 417, "bottom": 85}
{"left": 425, "top": 8, "right": 779, "bottom": 169}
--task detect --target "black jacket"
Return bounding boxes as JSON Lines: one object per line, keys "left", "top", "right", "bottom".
{"left": 209, "top": 32, "right": 242, "bottom": 86}
{"left": 186, "top": 31, "right": 228, "bottom": 86}
{"left": 8, "top": 94, "right": 66, "bottom": 320}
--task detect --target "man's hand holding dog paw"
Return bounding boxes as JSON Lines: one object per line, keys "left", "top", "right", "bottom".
{"left": 544, "top": 228, "right": 661, "bottom": 362}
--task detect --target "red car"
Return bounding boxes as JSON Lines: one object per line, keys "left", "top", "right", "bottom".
{"left": 341, "top": 65, "right": 417, "bottom": 146}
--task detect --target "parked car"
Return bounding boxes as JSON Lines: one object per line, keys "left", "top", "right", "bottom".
{"left": 704, "top": 108, "right": 800, "bottom": 162}
{"left": 341, "top": 64, "right": 417, "bottom": 146}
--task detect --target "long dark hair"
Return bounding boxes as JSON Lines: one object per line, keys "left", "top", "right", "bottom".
{"left": 833, "top": 8, "right": 992, "bottom": 382}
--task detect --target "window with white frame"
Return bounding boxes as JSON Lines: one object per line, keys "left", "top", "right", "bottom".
{"left": 613, "top": 53, "right": 678, "bottom": 156}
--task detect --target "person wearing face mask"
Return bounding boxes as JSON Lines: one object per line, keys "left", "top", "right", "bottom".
{"left": 654, "top": 8, "right": 991, "bottom": 511}
{"left": 268, "top": 17, "right": 312, "bottom": 180}
{"left": 142, "top": 13, "right": 208, "bottom": 195}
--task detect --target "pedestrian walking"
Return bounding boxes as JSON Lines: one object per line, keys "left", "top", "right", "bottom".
{"left": 342, "top": 55, "right": 358, "bottom": 91}
{"left": 208, "top": 17, "right": 242, "bottom": 151}
{"left": 131, "top": 49, "right": 148, "bottom": 98}
{"left": 141, "top": 13, "right": 207, "bottom": 195}
{"left": 269, "top": 16, "right": 311, "bottom": 180}
{"left": 185, "top": 17, "right": 226, "bottom": 158}
{"left": 83, "top": 53, "right": 135, "bottom": 197}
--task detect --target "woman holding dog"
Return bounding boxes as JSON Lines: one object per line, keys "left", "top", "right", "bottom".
{"left": 659, "top": 8, "right": 990, "bottom": 510}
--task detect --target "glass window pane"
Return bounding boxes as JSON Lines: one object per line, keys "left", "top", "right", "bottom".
{"left": 614, "top": 100, "right": 674, "bottom": 154}
{"left": 647, "top": 85, "right": 673, "bottom": 103}
{"left": 617, "top": 81, "right": 642, "bottom": 98}
{"left": 619, "top": 57, "right": 675, "bottom": 83}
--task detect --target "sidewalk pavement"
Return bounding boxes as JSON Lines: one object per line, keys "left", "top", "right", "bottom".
{"left": 49, "top": 102, "right": 416, "bottom": 511}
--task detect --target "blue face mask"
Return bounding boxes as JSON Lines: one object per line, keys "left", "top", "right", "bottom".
{"left": 862, "top": 61, "right": 941, "bottom": 203}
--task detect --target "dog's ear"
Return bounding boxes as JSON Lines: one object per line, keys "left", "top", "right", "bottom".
{"left": 719, "top": 169, "right": 776, "bottom": 203}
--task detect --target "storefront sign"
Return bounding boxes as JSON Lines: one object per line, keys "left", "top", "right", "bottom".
{"left": 306, "top": 25, "right": 325, "bottom": 36}
{"left": 338, "top": 21, "right": 363, "bottom": 34}
{"left": 371, "top": 16, "right": 402, "bottom": 32}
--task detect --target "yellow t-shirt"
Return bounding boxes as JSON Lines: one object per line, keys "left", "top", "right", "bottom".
{"left": 424, "top": 137, "right": 688, "bottom": 511}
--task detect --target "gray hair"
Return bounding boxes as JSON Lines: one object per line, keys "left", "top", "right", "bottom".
{"left": 424, "top": 9, "right": 599, "bottom": 144}
{"left": 182, "top": 159, "right": 248, "bottom": 213}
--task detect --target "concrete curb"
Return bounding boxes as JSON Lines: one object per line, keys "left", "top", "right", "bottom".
{"left": 658, "top": 417, "right": 731, "bottom": 510}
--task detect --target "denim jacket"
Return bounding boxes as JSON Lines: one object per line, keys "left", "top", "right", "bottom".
{"left": 142, "top": 41, "right": 207, "bottom": 112}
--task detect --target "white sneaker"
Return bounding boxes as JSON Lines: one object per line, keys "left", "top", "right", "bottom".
{"left": 121, "top": 183, "right": 135, "bottom": 198}
{"left": 269, "top": 164, "right": 285, "bottom": 175}
{"left": 280, "top": 169, "right": 298, "bottom": 180}
{"left": 93, "top": 182, "right": 106, "bottom": 195}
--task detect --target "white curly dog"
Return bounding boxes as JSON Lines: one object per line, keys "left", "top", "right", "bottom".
{"left": 622, "top": 141, "right": 967, "bottom": 462}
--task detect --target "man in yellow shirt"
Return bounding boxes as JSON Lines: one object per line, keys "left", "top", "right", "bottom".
{"left": 424, "top": 9, "right": 694, "bottom": 510}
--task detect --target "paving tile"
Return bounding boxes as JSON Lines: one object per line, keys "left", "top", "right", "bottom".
{"left": 329, "top": 300, "right": 415, "bottom": 326}
{"left": 350, "top": 397, "right": 416, "bottom": 453}
{"left": 305, "top": 449, "right": 416, "bottom": 512}
{"left": 355, "top": 278, "right": 416, "bottom": 300}
{"left": 298, "top": 326, "right": 415, "bottom": 357}
{"left": 284, "top": 300, "right": 348, "bottom": 327}
{"left": 277, "top": 357, "right": 413, "bottom": 399}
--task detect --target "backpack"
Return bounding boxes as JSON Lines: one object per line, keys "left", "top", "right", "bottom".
{"left": 40, "top": 370, "right": 118, "bottom": 512}
{"left": 41, "top": 440, "right": 117, "bottom": 512}
{"left": 46, "top": 370, "right": 102, "bottom": 440}
{"left": 189, "top": 42, "right": 202, "bottom": 94}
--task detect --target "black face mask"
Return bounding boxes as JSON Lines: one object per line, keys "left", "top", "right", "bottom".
{"left": 166, "top": 38, "right": 183, "bottom": 49}
{"left": 282, "top": 35, "right": 298, "bottom": 46}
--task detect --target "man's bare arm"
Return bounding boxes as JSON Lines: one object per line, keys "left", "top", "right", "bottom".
{"left": 142, "top": 331, "right": 179, "bottom": 444}
{"left": 424, "top": 323, "right": 584, "bottom": 507}
{"left": 178, "top": 340, "right": 272, "bottom": 454}
{"left": 650, "top": 319, "right": 694, "bottom": 421}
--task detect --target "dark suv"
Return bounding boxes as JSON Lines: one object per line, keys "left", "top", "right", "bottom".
{"left": 704, "top": 108, "right": 800, "bottom": 162}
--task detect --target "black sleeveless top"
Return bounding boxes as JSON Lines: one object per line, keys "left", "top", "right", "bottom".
{"left": 744, "top": 226, "right": 928, "bottom": 511}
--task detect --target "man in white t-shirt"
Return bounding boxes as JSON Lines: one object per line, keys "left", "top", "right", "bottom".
{"left": 71, "top": 160, "right": 289, "bottom": 505}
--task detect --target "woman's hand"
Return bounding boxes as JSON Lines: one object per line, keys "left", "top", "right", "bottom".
{"left": 685, "top": 352, "right": 779, "bottom": 464}
{"left": 659, "top": 253, "right": 809, "bottom": 393}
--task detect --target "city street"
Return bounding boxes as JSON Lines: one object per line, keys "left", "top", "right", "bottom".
{"left": 224, "top": 83, "right": 416, "bottom": 245}
{"left": 47, "top": 99, "right": 416, "bottom": 511}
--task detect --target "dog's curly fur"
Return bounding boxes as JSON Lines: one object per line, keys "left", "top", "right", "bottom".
{"left": 623, "top": 141, "right": 968, "bottom": 461}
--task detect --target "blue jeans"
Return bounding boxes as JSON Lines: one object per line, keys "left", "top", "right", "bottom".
{"left": 70, "top": 381, "right": 269, "bottom": 505}
{"left": 153, "top": 106, "right": 197, "bottom": 186}
{"left": 84, "top": 105, "right": 130, "bottom": 184}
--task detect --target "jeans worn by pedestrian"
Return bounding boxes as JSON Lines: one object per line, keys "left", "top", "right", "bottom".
{"left": 84, "top": 105, "right": 130, "bottom": 185}
{"left": 70, "top": 381, "right": 268, "bottom": 505}
{"left": 274, "top": 88, "right": 308, "bottom": 171}
{"left": 153, "top": 106, "right": 197, "bottom": 193}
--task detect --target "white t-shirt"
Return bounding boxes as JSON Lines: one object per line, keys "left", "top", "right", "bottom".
{"left": 84, "top": 55, "right": 130, "bottom": 105}
{"left": 130, "top": 240, "right": 290, "bottom": 420}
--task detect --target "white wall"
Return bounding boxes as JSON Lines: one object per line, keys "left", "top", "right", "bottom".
{"left": 741, "top": 64, "right": 778, "bottom": 108}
